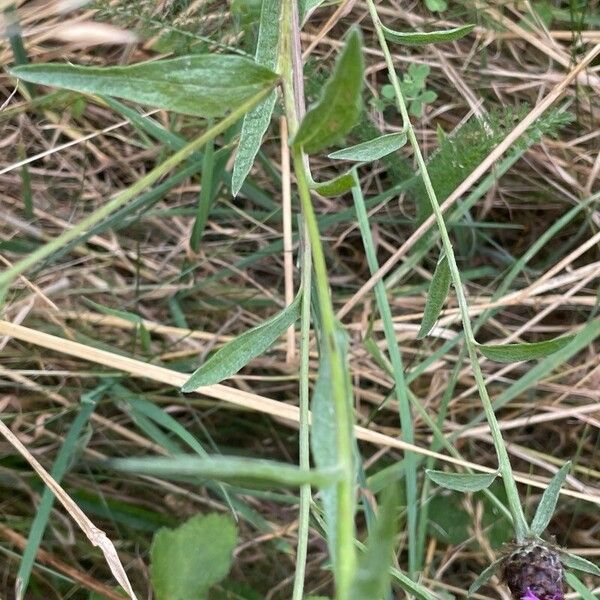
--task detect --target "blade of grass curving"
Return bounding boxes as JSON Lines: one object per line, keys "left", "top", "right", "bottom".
{"left": 190, "top": 134, "right": 215, "bottom": 252}
{"left": 381, "top": 23, "right": 475, "bottom": 45}
{"left": 11, "top": 55, "right": 278, "bottom": 117}
{"left": 0, "top": 87, "right": 274, "bottom": 301}
{"left": 232, "top": 0, "right": 281, "bottom": 195}
{"left": 477, "top": 336, "right": 576, "bottom": 363}
{"left": 351, "top": 172, "right": 418, "bottom": 575}
{"left": 106, "top": 455, "right": 341, "bottom": 488}
{"left": 293, "top": 28, "right": 364, "bottom": 154}
{"left": 182, "top": 292, "right": 301, "bottom": 390}
{"left": 417, "top": 253, "right": 451, "bottom": 339}
{"left": 530, "top": 461, "right": 571, "bottom": 535}
{"left": 16, "top": 383, "right": 107, "bottom": 600}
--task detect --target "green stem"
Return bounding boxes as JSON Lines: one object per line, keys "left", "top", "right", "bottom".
{"left": 365, "top": 0, "right": 529, "bottom": 542}
{"left": 0, "top": 87, "right": 273, "bottom": 299}
{"left": 292, "top": 222, "right": 312, "bottom": 600}
{"left": 280, "top": 2, "right": 357, "bottom": 596}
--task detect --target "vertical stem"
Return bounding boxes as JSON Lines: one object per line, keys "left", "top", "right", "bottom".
{"left": 365, "top": 0, "right": 529, "bottom": 542}
{"left": 280, "top": 2, "right": 357, "bottom": 596}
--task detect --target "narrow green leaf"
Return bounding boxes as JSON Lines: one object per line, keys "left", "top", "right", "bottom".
{"left": 312, "top": 171, "right": 355, "bottom": 197}
{"left": 426, "top": 469, "right": 498, "bottom": 492}
{"left": 151, "top": 514, "right": 236, "bottom": 600}
{"left": 300, "top": 0, "right": 327, "bottom": 21}
{"left": 10, "top": 55, "right": 278, "bottom": 117}
{"left": 468, "top": 558, "right": 503, "bottom": 596}
{"left": 349, "top": 486, "right": 400, "bottom": 600}
{"left": 530, "top": 462, "right": 571, "bottom": 536}
{"left": 106, "top": 455, "right": 341, "bottom": 488}
{"left": 560, "top": 551, "right": 600, "bottom": 577}
{"left": 382, "top": 23, "right": 475, "bottom": 45}
{"left": 477, "top": 335, "right": 575, "bottom": 363}
{"left": 182, "top": 293, "right": 301, "bottom": 391}
{"left": 293, "top": 28, "right": 364, "bottom": 154}
{"left": 417, "top": 253, "right": 451, "bottom": 339}
{"left": 231, "top": 0, "right": 281, "bottom": 195}
{"left": 565, "top": 572, "right": 598, "bottom": 600}
{"left": 328, "top": 132, "right": 407, "bottom": 162}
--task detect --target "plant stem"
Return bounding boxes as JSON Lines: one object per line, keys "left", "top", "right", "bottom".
{"left": 365, "top": 0, "right": 529, "bottom": 542}
{"left": 280, "top": 2, "right": 357, "bottom": 596}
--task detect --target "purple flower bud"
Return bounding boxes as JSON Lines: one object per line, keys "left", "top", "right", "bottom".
{"left": 503, "top": 542, "right": 564, "bottom": 600}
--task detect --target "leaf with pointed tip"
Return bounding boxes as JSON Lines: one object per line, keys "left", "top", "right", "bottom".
{"left": 468, "top": 558, "right": 504, "bottom": 596}
{"left": 312, "top": 171, "right": 355, "bottom": 197}
{"left": 426, "top": 469, "right": 498, "bottom": 492}
{"left": 328, "top": 132, "right": 407, "bottom": 162}
{"left": 560, "top": 551, "right": 600, "bottom": 577}
{"left": 476, "top": 335, "right": 575, "bottom": 363}
{"left": 182, "top": 293, "right": 300, "bottom": 391}
{"left": 382, "top": 23, "right": 475, "bottom": 45}
{"left": 293, "top": 28, "right": 364, "bottom": 154}
{"left": 231, "top": 0, "right": 280, "bottom": 196}
{"left": 417, "top": 253, "right": 451, "bottom": 339}
{"left": 11, "top": 55, "right": 278, "bottom": 117}
{"left": 565, "top": 572, "right": 598, "bottom": 600}
{"left": 530, "top": 461, "right": 571, "bottom": 535}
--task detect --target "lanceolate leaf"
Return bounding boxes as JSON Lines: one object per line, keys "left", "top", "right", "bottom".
{"left": 476, "top": 335, "right": 575, "bottom": 363}
{"left": 182, "top": 293, "right": 301, "bottom": 391}
{"left": 417, "top": 253, "right": 451, "bottom": 339}
{"left": 468, "top": 557, "right": 504, "bottom": 596}
{"left": 231, "top": 0, "right": 281, "bottom": 195}
{"left": 11, "top": 55, "right": 278, "bottom": 117}
{"left": 530, "top": 461, "right": 571, "bottom": 536}
{"left": 381, "top": 23, "right": 475, "bottom": 45}
{"left": 328, "top": 132, "right": 407, "bottom": 162}
{"left": 293, "top": 28, "right": 364, "bottom": 154}
{"left": 560, "top": 550, "right": 600, "bottom": 577}
{"left": 312, "top": 170, "right": 355, "bottom": 196}
{"left": 565, "top": 572, "right": 598, "bottom": 600}
{"left": 426, "top": 469, "right": 498, "bottom": 492}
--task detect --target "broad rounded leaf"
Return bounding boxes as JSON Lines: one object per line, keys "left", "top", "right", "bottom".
{"left": 328, "top": 132, "right": 407, "bottom": 162}
{"left": 530, "top": 461, "right": 571, "bottom": 536}
{"left": 382, "top": 23, "right": 475, "bottom": 45}
{"left": 477, "top": 335, "right": 575, "bottom": 363}
{"left": 182, "top": 294, "right": 301, "bottom": 391}
{"left": 293, "top": 28, "right": 364, "bottom": 154}
{"left": 417, "top": 253, "right": 451, "bottom": 339}
{"left": 426, "top": 469, "right": 498, "bottom": 492}
{"left": 312, "top": 170, "right": 355, "bottom": 196}
{"left": 151, "top": 514, "right": 236, "bottom": 600}
{"left": 11, "top": 55, "right": 278, "bottom": 117}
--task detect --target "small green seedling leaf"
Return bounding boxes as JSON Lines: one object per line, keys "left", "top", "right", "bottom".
{"left": 417, "top": 253, "right": 451, "bottom": 339}
{"left": 476, "top": 335, "right": 575, "bottom": 363}
{"left": 231, "top": 0, "right": 280, "bottom": 195}
{"left": 182, "top": 293, "right": 301, "bottom": 391}
{"left": 382, "top": 23, "right": 474, "bottom": 45}
{"left": 468, "top": 557, "right": 504, "bottom": 596}
{"left": 151, "top": 513, "right": 236, "bottom": 600}
{"left": 565, "top": 572, "right": 598, "bottom": 600}
{"left": 425, "top": 0, "right": 448, "bottom": 11}
{"left": 349, "top": 485, "right": 400, "bottom": 600}
{"left": 311, "top": 170, "right": 355, "bottom": 196}
{"left": 560, "top": 550, "right": 600, "bottom": 577}
{"left": 293, "top": 28, "right": 364, "bottom": 154}
{"left": 11, "top": 55, "right": 278, "bottom": 118}
{"left": 530, "top": 461, "right": 571, "bottom": 536}
{"left": 328, "top": 132, "right": 407, "bottom": 162}
{"left": 426, "top": 469, "right": 498, "bottom": 492}
{"left": 107, "top": 455, "right": 340, "bottom": 488}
